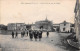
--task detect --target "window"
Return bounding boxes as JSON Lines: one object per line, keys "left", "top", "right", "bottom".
{"left": 63, "top": 28, "right": 65, "bottom": 31}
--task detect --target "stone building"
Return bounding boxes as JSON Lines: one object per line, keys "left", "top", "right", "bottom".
{"left": 7, "top": 23, "right": 26, "bottom": 31}
{"left": 35, "top": 17, "right": 53, "bottom": 31}
{"left": 7, "top": 23, "right": 16, "bottom": 30}
{"left": 53, "top": 24, "right": 59, "bottom": 31}
{"left": 59, "top": 21, "right": 72, "bottom": 33}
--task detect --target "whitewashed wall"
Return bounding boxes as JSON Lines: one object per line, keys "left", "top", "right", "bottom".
{"left": 60, "top": 23, "right": 71, "bottom": 32}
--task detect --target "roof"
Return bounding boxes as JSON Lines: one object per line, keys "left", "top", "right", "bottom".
{"left": 35, "top": 19, "right": 52, "bottom": 24}
{"left": 35, "top": 17, "right": 52, "bottom": 23}
{"left": 53, "top": 24, "right": 60, "bottom": 26}
{"left": 8, "top": 23, "right": 25, "bottom": 25}
{"left": 0, "top": 24, "right": 5, "bottom": 26}
{"left": 60, "top": 21, "right": 71, "bottom": 24}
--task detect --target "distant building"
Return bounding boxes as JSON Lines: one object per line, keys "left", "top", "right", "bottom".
{"left": 7, "top": 23, "right": 16, "bottom": 30}
{"left": 53, "top": 24, "right": 60, "bottom": 31}
{"left": 7, "top": 23, "right": 26, "bottom": 31}
{"left": 59, "top": 21, "right": 72, "bottom": 33}
{"left": 35, "top": 17, "right": 53, "bottom": 31}
{"left": 26, "top": 24, "right": 31, "bottom": 30}
{"left": 31, "top": 24, "right": 37, "bottom": 30}
{"left": 70, "top": 24, "right": 75, "bottom": 33}
{"left": 74, "top": 0, "right": 80, "bottom": 42}
{"left": 0, "top": 24, "right": 6, "bottom": 30}
{"left": 0, "top": 24, "right": 7, "bottom": 31}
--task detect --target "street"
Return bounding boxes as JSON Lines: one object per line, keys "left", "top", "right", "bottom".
{"left": 0, "top": 32, "right": 78, "bottom": 51}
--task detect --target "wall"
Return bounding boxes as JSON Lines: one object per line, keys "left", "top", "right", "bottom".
{"left": 60, "top": 23, "right": 70, "bottom": 32}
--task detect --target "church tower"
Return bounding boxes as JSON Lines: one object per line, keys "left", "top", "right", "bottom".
{"left": 45, "top": 16, "right": 48, "bottom": 21}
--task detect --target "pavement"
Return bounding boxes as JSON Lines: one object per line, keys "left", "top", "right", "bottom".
{"left": 67, "top": 39, "right": 80, "bottom": 50}
{"left": 0, "top": 32, "right": 75, "bottom": 51}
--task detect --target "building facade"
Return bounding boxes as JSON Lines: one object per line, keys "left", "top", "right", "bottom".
{"left": 74, "top": 0, "right": 80, "bottom": 42}
{"left": 59, "top": 21, "right": 72, "bottom": 33}
{"left": 35, "top": 18, "right": 53, "bottom": 31}
{"left": 7, "top": 23, "right": 26, "bottom": 31}
{"left": 53, "top": 24, "right": 60, "bottom": 31}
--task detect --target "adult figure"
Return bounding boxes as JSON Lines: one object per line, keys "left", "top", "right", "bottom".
{"left": 46, "top": 31, "right": 49, "bottom": 37}
{"left": 12, "top": 31, "right": 14, "bottom": 38}
{"left": 26, "top": 30, "right": 28, "bottom": 36}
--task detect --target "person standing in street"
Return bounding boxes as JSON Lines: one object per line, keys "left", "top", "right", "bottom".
{"left": 38, "top": 30, "right": 42, "bottom": 41}
{"left": 21, "top": 31, "right": 25, "bottom": 38}
{"left": 46, "top": 31, "right": 49, "bottom": 37}
{"left": 26, "top": 30, "right": 28, "bottom": 36}
{"left": 29, "top": 30, "right": 33, "bottom": 41}
{"left": 34, "top": 30, "right": 38, "bottom": 41}
{"left": 12, "top": 31, "right": 14, "bottom": 38}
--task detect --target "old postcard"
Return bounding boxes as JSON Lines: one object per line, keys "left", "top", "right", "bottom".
{"left": 0, "top": 0, "right": 80, "bottom": 51}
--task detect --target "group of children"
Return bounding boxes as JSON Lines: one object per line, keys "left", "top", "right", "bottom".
{"left": 11, "top": 30, "right": 49, "bottom": 41}
{"left": 29, "top": 30, "right": 43, "bottom": 41}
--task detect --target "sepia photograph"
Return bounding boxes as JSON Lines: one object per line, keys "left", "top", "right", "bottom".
{"left": 0, "top": 0, "right": 80, "bottom": 51}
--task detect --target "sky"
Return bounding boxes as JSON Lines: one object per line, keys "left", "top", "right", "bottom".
{"left": 0, "top": 0, "right": 76, "bottom": 25}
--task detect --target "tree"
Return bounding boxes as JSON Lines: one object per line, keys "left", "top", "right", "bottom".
{"left": 0, "top": 25, "right": 7, "bottom": 30}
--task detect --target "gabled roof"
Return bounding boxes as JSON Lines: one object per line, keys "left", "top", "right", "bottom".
{"left": 53, "top": 24, "right": 60, "bottom": 26}
{"left": 35, "top": 17, "right": 52, "bottom": 24}
{"left": 8, "top": 23, "right": 25, "bottom": 25}
{"left": 60, "top": 21, "right": 71, "bottom": 24}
